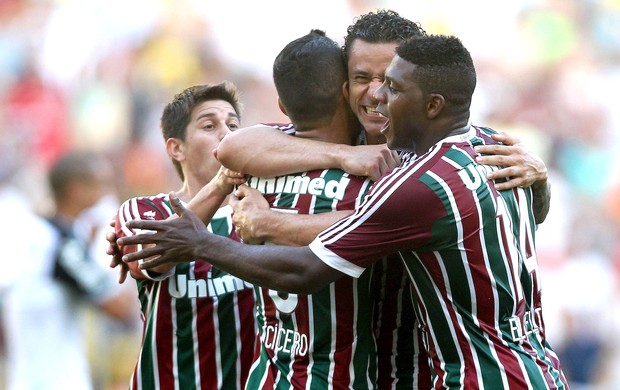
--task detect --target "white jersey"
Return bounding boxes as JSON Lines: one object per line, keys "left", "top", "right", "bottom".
{"left": 0, "top": 187, "right": 116, "bottom": 390}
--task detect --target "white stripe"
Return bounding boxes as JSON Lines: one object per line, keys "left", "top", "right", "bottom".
{"left": 426, "top": 169, "right": 482, "bottom": 388}
{"left": 172, "top": 287, "right": 180, "bottom": 390}
{"left": 439, "top": 150, "right": 513, "bottom": 388}
{"left": 318, "top": 150, "right": 424, "bottom": 245}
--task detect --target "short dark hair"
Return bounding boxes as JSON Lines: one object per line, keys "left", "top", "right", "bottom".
{"left": 343, "top": 9, "right": 426, "bottom": 65}
{"left": 160, "top": 81, "right": 241, "bottom": 180}
{"left": 48, "top": 151, "right": 104, "bottom": 202}
{"left": 396, "top": 35, "right": 476, "bottom": 108}
{"left": 273, "top": 29, "right": 347, "bottom": 126}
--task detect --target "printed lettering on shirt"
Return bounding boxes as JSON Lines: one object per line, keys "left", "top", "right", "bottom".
{"left": 261, "top": 322, "right": 309, "bottom": 356}
{"left": 269, "top": 290, "right": 298, "bottom": 313}
{"left": 457, "top": 163, "right": 501, "bottom": 190}
{"left": 168, "top": 273, "right": 253, "bottom": 298}
{"left": 247, "top": 175, "right": 351, "bottom": 201}
{"left": 508, "top": 307, "right": 543, "bottom": 342}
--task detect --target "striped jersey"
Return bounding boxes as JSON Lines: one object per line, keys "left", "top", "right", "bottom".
{"left": 310, "top": 126, "right": 569, "bottom": 389}
{"left": 372, "top": 256, "right": 431, "bottom": 390}
{"left": 359, "top": 129, "right": 432, "bottom": 390}
{"left": 244, "top": 154, "right": 378, "bottom": 389}
{"left": 116, "top": 194, "right": 257, "bottom": 390}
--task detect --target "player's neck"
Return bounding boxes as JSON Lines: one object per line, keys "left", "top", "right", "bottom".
{"left": 175, "top": 184, "right": 194, "bottom": 203}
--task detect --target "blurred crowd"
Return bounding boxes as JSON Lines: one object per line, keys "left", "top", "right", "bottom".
{"left": 0, "top": 0, "right": 619, "bottom": 389}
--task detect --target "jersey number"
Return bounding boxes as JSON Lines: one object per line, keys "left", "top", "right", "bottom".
{"left": 269, "top": 290, "right": 299, "bottom": 314}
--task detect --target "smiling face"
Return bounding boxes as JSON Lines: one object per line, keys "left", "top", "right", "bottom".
{"left": 344, "top": 40, "right": 398, "bottom": 145}
{"left": 174, "top": 100, "right": 240, "bottom": 187}
{"left": 374, "top": 55, "right": 426, "bottom": 153}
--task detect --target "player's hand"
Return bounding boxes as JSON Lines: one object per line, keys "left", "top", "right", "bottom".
{"left": 106, "top": 219, "right": 129, "bottom": 284}
{"left": 340, "top": 144, "right": 400, "bottom": 181}
{"left": 230, "top": 185, "right": 270, "bottom": 245}
{"left": 213, "top": 166, "right": 246, "bottom": 196}
{"left": 119, "top": 192, "right": 210, "bottom": 269}
{"left": 474, "top": 132, "right": 547, "bottom": 191}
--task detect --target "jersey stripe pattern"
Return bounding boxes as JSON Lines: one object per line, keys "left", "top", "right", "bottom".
{"left": 311, "top": 126, "right": 569, "bottom": 389}
{"left": 372, "top": 255, "right": 431, "bottom": 390}
{"left": 116, "top": 194, "right": 257, "bottom": 390}
{"left": 244, "top": 167, "right": 377, "bottom": 389}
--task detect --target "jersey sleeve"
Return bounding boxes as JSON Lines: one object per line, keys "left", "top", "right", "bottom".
{"left": 309, "top": 171, "right": 447, "bottom": 277}
{"left": 115, "top": 195, "right": 175, "bottom": 281}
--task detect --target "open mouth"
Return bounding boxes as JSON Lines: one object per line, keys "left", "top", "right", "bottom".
{"left": 364, "top": 106, "right": 384, "bottom": 118}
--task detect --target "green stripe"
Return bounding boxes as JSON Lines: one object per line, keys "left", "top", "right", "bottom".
{"left": 218, "top": 292, "right": 239, "bottom": 389}
{"left": 246, "top": 348, "right": 271, "bottom": 388}
{"left": 351, "top": 269, "right": 376, "bottom": 389}
{"left": 275, "top": 193, "right": 296, "bottom": 208}
{"left": 401, "top": 251, "right": 465, "bottom": 386}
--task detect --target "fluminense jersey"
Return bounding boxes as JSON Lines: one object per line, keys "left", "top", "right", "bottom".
{"left": 359, "top": 129, "right": 431, "bottom": 390}
{"left": 244, "top": 124, "right": 377, "bottom": 389}
{"left": 310, "top": 126, "right": 569, "bottom": 389}
{"left": 372, "top": 256, "right": 431, "bottom": 390}
{"left": 116, "top": 194, "right": 257, "bottom": 390}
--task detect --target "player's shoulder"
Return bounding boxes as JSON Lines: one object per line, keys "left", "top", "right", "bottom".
{"left": 470, "top": 125, "right": 501, "bottom": 146}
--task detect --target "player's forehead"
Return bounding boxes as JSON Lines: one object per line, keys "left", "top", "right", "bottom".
{"left": 191, "top": 99, "right": 239, "bottom": 121}
{"left": 347, "top": 40, "right": 398, "bottom": 73}
{"left": 385, "top": 55, "right": 417, "bottom": 87}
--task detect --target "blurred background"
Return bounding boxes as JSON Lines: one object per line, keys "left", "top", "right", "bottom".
{"left": 0, "top": 0, "right": 618, "bottom": 389}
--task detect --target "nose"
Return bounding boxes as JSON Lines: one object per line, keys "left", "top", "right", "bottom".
{"left": 368, "top": 80, "right": 383, "bottom": 101}
{"left": 218, "top": 127, "right": 232, "bottom": 141}
{"left": 373, "top": 81, "right": 387, "bottom": 102}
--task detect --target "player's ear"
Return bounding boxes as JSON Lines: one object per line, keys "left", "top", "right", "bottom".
{"left": 342, "top": 80, "right": 350, "bottom": 102}
{"left": 166, "top": 137, "right": 185, "bottom": 163}
{"left": 277, "top": 98, "right": 288, "bottom": 116}
{"left": 426, "top": 94, "right": 445, "bottom": 119}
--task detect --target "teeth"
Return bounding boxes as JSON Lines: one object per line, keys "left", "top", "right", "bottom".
{"left": 366, "top": 106, "right": 380, "bottom": 115}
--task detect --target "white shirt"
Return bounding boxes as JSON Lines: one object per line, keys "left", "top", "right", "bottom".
{"left": 0, "top": 187, "right": 94, "bottom": 390}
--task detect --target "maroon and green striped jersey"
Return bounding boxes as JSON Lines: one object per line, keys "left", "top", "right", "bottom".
{"left": 244, "top": 167, "right": 378, "bottom": 389}
{"left": 310, "top": 126, "right": 569, "bottom": 389}
{"left": 372, "top": 256, "right": 431, "bottom": 390}
{"left": 116, "top": 194, "right": 257, "bottom": 390}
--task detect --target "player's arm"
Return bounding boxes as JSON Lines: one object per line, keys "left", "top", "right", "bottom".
{"left": 187, "top": 166, "right": 246, "bottom": 223}
{"left": 474, "top": 132, "right": 550, "bottom": 223}
{"left": 216, "top": 125, "right": 399, "bottom": 181}
{"left": 231, "top": 185, "right": 351, "bottom": 246}
{"left": 118, "top": 193, "right": 344, "bottom": 294}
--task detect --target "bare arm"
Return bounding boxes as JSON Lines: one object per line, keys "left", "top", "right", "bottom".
{"left": 187, "top": 166, "right": 246, "bottom": 223}
{"left": 118, "top": 193, "right": 343, "bottom": 294}
{"left": 474, "top": 132, "right": 551, "bottom": 223}
{"left": 230, "top": 185, "right": 351, "bottom": 246}
{"left": 216, "top": 125, "right": 399, "bottom": 181}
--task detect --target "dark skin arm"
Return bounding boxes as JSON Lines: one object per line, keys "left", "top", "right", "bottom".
{"left": 118, "top": 192, "right": 344, "bottom": 294}
{"left": 230, "top": 185, "right": 351, "bottom": 246}
{"left": 474, "top": 132, "right": 550, "bottom": 223}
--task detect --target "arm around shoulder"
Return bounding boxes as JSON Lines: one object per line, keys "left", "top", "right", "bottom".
{"left": 216, "top": 125, "right": 344, "bottom": 176}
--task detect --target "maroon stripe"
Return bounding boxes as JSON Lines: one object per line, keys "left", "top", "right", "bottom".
{"left": 152, "top": 283, "right": 175, "bottom": 389}
{"left": 193, "top": 262, "right": 217, "bottom": 390}
{"left": 237, "top": 289, "right": 258, "bottom": 387}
